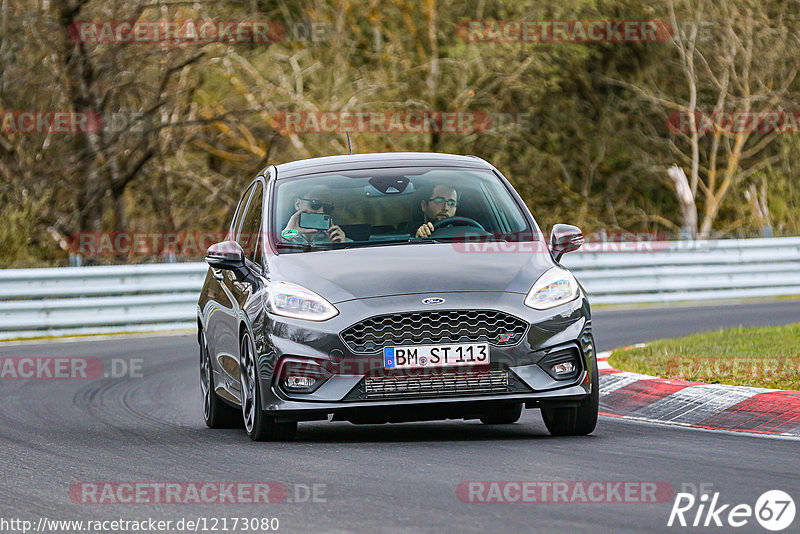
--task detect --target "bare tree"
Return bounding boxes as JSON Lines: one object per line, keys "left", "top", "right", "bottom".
{"left": 668, "top": 164, "right": 698, "bottom": 238}
{"left": 610, "top": 0, "right": 800, "bottom": 237}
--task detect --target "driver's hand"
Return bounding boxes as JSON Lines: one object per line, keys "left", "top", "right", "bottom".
{"left": 416, "top": 222, "right": 435, "bottom": 238}
{"left": 326, "top": 224, "right": 346, "bottom": 243}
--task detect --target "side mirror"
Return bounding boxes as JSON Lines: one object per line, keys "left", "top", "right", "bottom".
{"left": 205, "top": 240, "right": 245, "bottom": 271}
{"left": 550, "top": 224, "right": 584, "bottom": 262}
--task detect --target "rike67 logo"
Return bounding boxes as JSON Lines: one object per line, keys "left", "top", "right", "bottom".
{"left": 668, "top": 490, "right": 795, "bottom": 531}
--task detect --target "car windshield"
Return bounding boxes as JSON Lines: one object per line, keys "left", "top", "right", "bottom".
{"left": 270, "top": 166, "right": 536, "bottom": 252}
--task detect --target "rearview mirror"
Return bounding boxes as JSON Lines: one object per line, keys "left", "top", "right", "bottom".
{"left": 550, "top": 224, "right": 584, "bottom": 261}
{"left": 364, "top": 176, "right": 415, "bottom": 197}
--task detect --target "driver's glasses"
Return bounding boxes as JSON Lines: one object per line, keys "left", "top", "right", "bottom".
{"left": 299, "top": 198, "right": 335, "bottom": 213}
{"left": 428, "top": 197, "right": 457, "bottom": 208}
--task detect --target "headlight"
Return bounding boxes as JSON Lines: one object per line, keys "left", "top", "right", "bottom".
{"left": 266, "top": 281, "right": 338, "bottom": 321}
{"left": 524, "top": 267, "right": 580, "bottom": 310}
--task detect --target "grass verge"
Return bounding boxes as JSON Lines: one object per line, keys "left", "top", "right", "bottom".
{"left": 608, "top": 323, "right": 800, "bottom": 390}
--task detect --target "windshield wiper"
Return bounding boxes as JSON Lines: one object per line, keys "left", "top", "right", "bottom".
{"left": 324, "top": 239, "right": 433, "bottom": 250}
{"left": 276, "top": 237, "right": 459, "bottom": 252}
{"left": 406, "top": 237, "right": 446, "bottom": 244}
{"left": 274, "top": 241, "right": 334, "bottom": 252}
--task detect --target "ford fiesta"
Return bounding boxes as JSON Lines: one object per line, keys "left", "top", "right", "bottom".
{"left": 197, "top": 152, "right": 597, "bottom": 440}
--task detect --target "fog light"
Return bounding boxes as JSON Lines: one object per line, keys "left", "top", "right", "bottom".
{"left": 285, "top": 376, "right": 316, "bottom": 389}
{"left": 552, "top": 362, "right": 576, "bottom": 375}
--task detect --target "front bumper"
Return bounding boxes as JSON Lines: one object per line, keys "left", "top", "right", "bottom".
{"left": 252, "top": 290, "right": 596, "bottom": 418}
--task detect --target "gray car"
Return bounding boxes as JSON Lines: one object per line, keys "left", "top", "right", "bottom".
{"left": 197, "top": 152, "right": 597, "bottom": 441}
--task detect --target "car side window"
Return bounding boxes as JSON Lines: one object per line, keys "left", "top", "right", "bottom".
{"left": 229, "top": 183, "right": 256, "bottom": 240}
{"left": 238, "top": 181, "right": 264, "bottom": 265}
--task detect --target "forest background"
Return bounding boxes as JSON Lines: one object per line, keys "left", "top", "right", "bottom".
{"left": 2, "top": 0, "right": 799, "bottom": 266}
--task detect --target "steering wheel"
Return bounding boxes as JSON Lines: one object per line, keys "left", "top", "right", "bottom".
{"left": 432, "top": 216, "right": 485, "bottom": 231}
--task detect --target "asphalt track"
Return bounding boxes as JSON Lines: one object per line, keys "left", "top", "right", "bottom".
{"left": 1, "top": 300, "right": 799, "bottom": 534}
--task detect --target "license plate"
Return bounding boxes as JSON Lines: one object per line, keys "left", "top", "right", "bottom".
{"left": 383, "top": 343, "right": 489, "bottom": 369}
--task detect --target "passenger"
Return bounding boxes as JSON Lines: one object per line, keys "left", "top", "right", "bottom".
{"left": 282, "top": 185, "right": 347, "bottom": 243}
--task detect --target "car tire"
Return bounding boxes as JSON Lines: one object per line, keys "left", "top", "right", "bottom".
{"left": 540, "top": 359, "right": 599, "bottom": 436}
{"left": 240, "top": 331, "right": 297, "bottom": 442}
{"left": 480, "top": 403, "right": 523, "bottom": 424}
{"left": 200, "top": 331, "right": 242, "bottom": 428}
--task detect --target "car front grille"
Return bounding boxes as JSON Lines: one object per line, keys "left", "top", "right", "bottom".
{"left": 340, "top": 309, "right": 528, "bottom": 353}
{"left": 362, "top": 369, "right": 509, "bottom": 399}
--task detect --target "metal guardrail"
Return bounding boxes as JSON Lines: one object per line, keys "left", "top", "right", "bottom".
{"left": 0, "top": 263, "right": 207, "bottom": 340}
{"left": 562, "top": 236, "right": 800, "bottom": 304}
{"left": 0, "top": 237, "right": 798, "bottom": 340}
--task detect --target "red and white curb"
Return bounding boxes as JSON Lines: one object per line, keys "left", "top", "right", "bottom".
{"left": 597, "top": 346, "right": 800, "bottom": 437}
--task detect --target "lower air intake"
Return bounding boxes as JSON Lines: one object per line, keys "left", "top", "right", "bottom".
{"left": 361, "top": 369, "right": 509, "bottom": 399}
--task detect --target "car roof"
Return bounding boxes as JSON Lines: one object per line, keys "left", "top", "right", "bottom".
{"left": 273, "top": 152, "right": 493, "bottom": 180}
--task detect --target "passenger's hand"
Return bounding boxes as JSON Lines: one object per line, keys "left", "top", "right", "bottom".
{"left": 283, "top": 210, "right": 304, "bottom": 235}
{"left": 416, "top": 222, "right": 435, "bottom": 238}
{"left": 326, "top": 224, "right": 346, "bottom": 243}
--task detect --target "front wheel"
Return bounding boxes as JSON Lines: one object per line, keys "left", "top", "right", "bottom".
{"left": 541, "top": 361, "right": 599, "bottom": 436}
{"left": 240, "top": 332, "right": 297, "bottom": 441}
{"left": 200, "top": 331, "right": 241, "bottom": 428}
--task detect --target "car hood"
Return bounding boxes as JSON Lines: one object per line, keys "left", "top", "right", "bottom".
{"left": 266, "top": 242, "right": 556, "bottom": 303}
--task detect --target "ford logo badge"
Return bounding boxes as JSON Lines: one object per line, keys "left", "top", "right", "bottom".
{"left": 421, "top": 297, "right": 446, "bottom": 305}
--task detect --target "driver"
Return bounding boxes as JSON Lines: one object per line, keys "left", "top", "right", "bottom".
{"left": 282, "top": 185, "right": 347, "bottom": 243}
{"left": 414, "top": 185, "right": 458, "bottom": 238}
